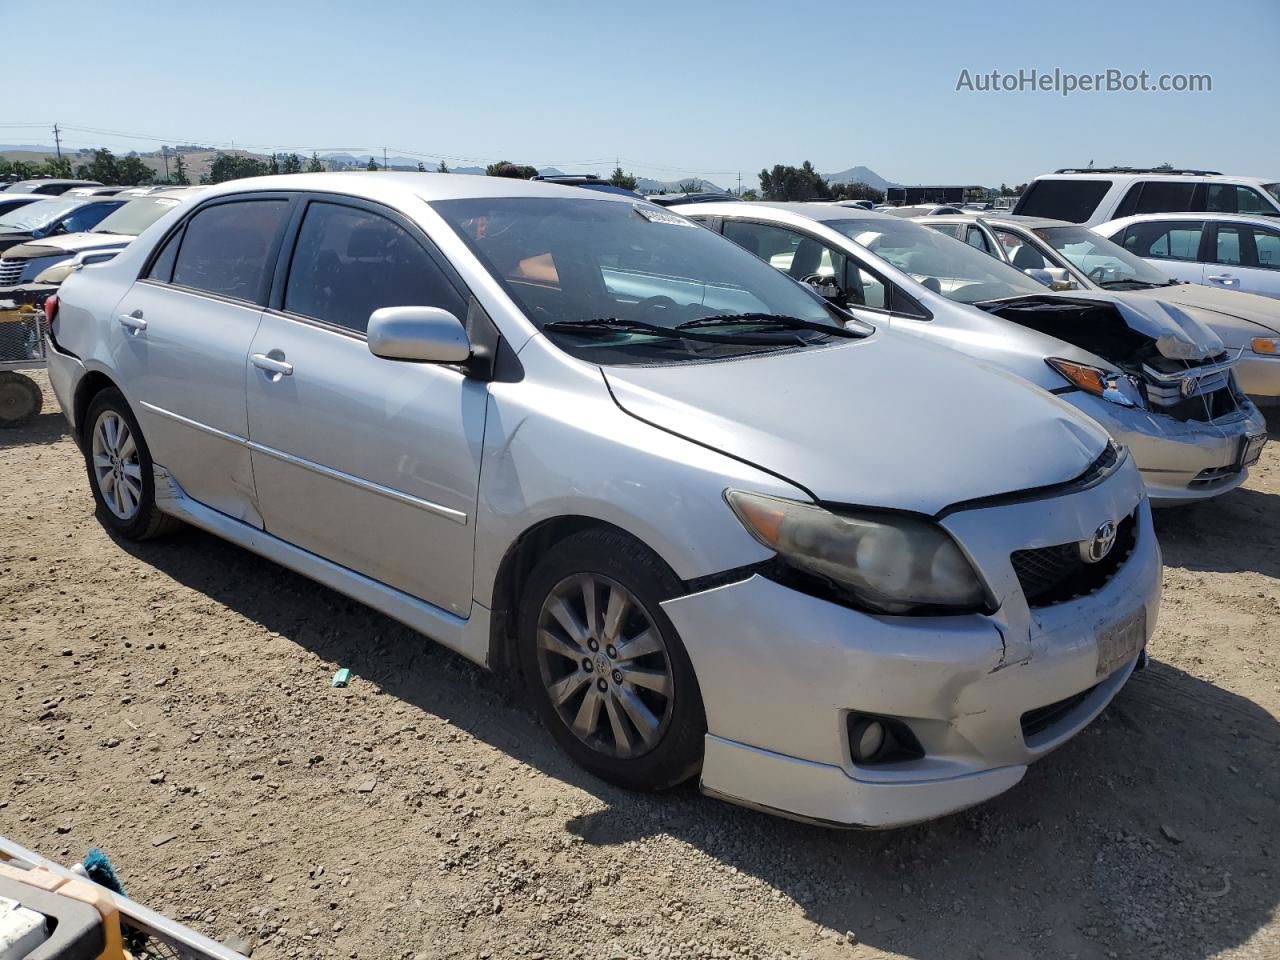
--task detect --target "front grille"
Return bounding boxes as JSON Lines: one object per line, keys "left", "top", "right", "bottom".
{"left": 1189, "top": 464, "right": 1242, "bottom": 489}
{"left": 1011, "top": 511, "right": 1137, "bottom": 607}
{"left": 1021, "top": 684, "right": 1097, "bottom": 740}
{"left": 0, "top": 258, "right": 24, "bottom": 286}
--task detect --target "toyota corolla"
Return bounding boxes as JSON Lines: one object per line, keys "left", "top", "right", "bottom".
{"left": 46, "top": 174, "right": 1160, "bottom": 827}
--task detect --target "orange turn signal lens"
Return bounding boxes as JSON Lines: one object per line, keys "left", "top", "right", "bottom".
{"left": 1046, "top": 358, "right": 1108, "bottom": 395}
{"left": 1252, "top": 337, "right": 1279, "bottom": 355}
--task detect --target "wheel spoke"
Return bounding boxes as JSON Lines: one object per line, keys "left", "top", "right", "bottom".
{"left": 119, "top": 480, "right": 137, "bottom": 515}
{"left": 603, "top": 692, "right": 634, "bottom": 757}
{"left": 546, "top": 669, "right": 589, "bottom": 706}
{"left": 537, "top": 627, "right": 585, "bottom": 663}
{"left": 581, "top": 577, "right": 601, "bottom": 639}
{"left": 571, "top": 686, "right": 603, "bottom": 737}
{"left": 545, "top": 594, "right": 589, "bottom": 645}
{"left": 118, "top": 431, "right": 136, "bottom": 461}
{"left": 93, "top": 453, "right": 112, "bottom": 469}
{"left": 615, "top": 628, "right": 663, "bottom": 662}
{"left": 122, "top": 463, "right": 142, "bottom": 481}
{"left": 602, "top": 587, "right": 630, "bottom": 643}
{"left": 100, "top": 470, "right": 116, "bottom": 494}
{"left": 619, "top": 666, "right": 672, "bottom": 697}
{"left": 615, "top": 684, "right": 660, "bottom": 746}
{"left": 112, "top": 477, "right": 126, "bottom": 515}
{"left": 103, "top": 415, "right": 119, "bottom": 453}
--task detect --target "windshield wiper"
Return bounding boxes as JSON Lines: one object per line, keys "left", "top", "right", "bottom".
{"left": 1098, "top": 279, "right": 1158, "bottom": 289}
{"left": 542, "top": 317, "right": 810, "bottom": 346}
{"left": 676, "top": 313, "right": 861, "bottom": 338}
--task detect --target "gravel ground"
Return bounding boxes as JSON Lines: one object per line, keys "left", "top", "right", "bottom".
{"left": 2, "top": 371, "right": 1277, "bottom": 960}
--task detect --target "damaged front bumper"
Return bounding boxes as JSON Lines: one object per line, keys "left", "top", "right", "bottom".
{"left": 662, "top": 463, "right": 1160, "bottom": 828}
{"left": 1070, "top": 392, "right": 1267, "bottom": 504}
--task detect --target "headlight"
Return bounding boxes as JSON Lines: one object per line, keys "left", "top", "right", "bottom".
{"left": 32, "top": 260, "right": 75, "bottom": 285}
{"left": 1252, "top": 337, "right": 1279, "bottom": 355}
{"left": 725, "top": 490, "right": 988, "bottom": 614}
{"left": 1046, "top": 357, "right": 1142, "bottom": 408}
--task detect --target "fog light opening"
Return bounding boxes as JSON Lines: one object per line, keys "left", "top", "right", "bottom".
{"left": 846, "top": 713, "right": 925, "bottom": 766}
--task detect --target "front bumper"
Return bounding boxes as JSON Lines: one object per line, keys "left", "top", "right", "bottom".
{"left": 1235, "top": 352, "right": 1280, "bottom": 406}
{"left": 1069, "top": 392, "right": 1268, "bottom": 504}
{"left": 662, "top": 466, "right": 1160, "bottom": 828}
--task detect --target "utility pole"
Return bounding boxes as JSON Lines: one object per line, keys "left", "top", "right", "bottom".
{"left": 161, "top": 146, "right": 170, "bottom": 183}
{"left": 52, "top": 123, "right": 62, "bottom": 160}
{"left": 383, "top": 147, "right": 388, "bottom": 170}
{"left": 736, "top": 171, "right": 742, "bottom": 195}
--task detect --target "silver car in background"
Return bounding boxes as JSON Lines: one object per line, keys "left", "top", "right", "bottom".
{"left": 676, "top": 202, "right": 1267, "bottom": 504}
{"left": 46, "top": 174, "right": 1159, "bottom": 828}
{"left": 917, "top": 212, "right": 1280, "bottom": 407}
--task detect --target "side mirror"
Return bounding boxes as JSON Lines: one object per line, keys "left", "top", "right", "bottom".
{"left": 1023, "top": 267, "right": 1054, "bottom": 288}
{"left": 1043, "top": 267, "right": 1078, "bottom": 291}
{"left": 367, "top": 306, "right": 471, "bottom": 363}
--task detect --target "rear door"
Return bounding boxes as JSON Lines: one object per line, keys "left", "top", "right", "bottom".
{"left": 244, "top": 195, "right": 487, "bottom": 616}
{"left": 109, "top": 194, "right": 293, "bottom": 525}
{"left": 1204, "top": 222, "right": 1280, "bottom": 298}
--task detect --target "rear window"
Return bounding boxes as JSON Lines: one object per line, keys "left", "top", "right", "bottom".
{"left": 1133, "top": 181, "right": 1197, "bottom": 214}
{"left": 1013, "top": 179, "right": 1112, "bottom": 223}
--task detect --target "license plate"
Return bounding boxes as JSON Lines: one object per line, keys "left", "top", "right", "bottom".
{"left": 1096, "top": 610, "right": 1146, "bottom": 678}
{"left": 1239, "top": 433, "right": 1267, "bottom": 469}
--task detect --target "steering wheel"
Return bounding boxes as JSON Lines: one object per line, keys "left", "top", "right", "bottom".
{"left": 634, "top": 295, "right": 679, "bottom": 312}
{"left": 1089, "top": 266, "right": 1109, "bottom": 283}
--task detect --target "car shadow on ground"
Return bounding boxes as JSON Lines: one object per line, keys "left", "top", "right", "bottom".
{"left": 112, "top": 526, "right": 1280, "bottom": 960}
{"left": 1153, "top": 485, "right": 1280, "bottom": 578}
{"left": 0, "top": 410, "right": 68, "bottom": 449}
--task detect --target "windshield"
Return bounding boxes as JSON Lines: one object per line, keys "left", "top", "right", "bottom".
{"left": 827, "top": 217, "right": 1047, "bottom": 303}
{"left": 1035, "top": 225, "right": 1171, "bottom": 288}
{"left": 0, "top": 197, "right": 83, "bottom": 232}
{"left": 1264, "top": 183, "right": 1280, "bottom": 206}
{"left": 432, "top": 197, "right": 857, "bottom": 363}
{"left": 91, "top": 197, "right": 181, "bottom": 236}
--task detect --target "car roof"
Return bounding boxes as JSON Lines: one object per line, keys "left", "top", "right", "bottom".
{"left": 6, "top": 178, "right": 104, "bottom": 189}
{"left": 1032, "top": 171, "right": 1276, "bottom": 186}
{"left": 668, "top": 200, "right": 900, "bottom": 225}
{"left": 921, "top": 213, "right": 1070, "bottom": 231}
{"left": 1096, "top": 211, "right": 1280, "bottom": 230}
{"left": 200, "top": 171, "right": 642, "bottom": 205}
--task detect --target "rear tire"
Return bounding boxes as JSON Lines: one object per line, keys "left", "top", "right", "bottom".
{"left": 0, "top": 372, "right": 41, "bottom": 428}
{"left": 82, "top": 388, "right": 181, "bottom": 540}
{"left": 517, "top": 528, "right": 706, "bottom": 791}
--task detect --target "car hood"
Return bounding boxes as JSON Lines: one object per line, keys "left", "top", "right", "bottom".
{"left": 3, "top": 232, "right": 132, "bottom": 257}
{"left": 602, "top": 332, "right": 1110, "bottom": 515}
{"left": 1122, "top": 282, "right": 1280, "bottom": 339}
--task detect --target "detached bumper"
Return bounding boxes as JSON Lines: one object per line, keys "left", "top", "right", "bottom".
{"left": 661, "top": 481, "right": 1160, "bottom": 828}
{"left": 1071, "top": 393, "right": 1268, "bottom": 504}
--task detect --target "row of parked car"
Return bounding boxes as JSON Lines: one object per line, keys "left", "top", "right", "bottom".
{"left": 18, "top": 167, "right": 1278, "bottom": 828}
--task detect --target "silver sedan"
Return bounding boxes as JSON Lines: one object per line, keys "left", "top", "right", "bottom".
{"left": 675, "top": 201, "right": 1268, "bottom": 505}
{"left": 46, "top": 174, "right": 1158, "bottom": 827}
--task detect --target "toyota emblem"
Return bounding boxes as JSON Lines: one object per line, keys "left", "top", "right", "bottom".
{"left": 1080, "top": 520, "right": 1118, "bottom": 564}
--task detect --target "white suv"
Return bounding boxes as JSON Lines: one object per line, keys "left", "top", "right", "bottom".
{"left": 1013, "top": 169, "right": 1280, "bottom": 227}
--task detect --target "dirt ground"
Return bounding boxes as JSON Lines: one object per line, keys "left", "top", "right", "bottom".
{"left": 2, "top": 371, "right": 1277, "bottom": 960}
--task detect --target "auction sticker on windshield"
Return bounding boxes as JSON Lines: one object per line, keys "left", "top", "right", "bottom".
{"left": 634, "top": 205, "right": 697, "bottom": 226}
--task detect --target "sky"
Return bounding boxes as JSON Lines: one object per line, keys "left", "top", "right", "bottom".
{"left": 6, "top": 0, "right": 1277, "bottom": 189}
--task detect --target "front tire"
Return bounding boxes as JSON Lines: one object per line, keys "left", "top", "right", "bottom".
{"left": 82, "top": 388, "right": 181, "bottom": 540}
{"left": 518, "top": 528, "right": 706, "bottom": 791}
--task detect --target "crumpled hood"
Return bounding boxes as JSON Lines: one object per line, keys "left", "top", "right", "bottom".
{"left": 1041, "top": 290, "right": 1226, "bottom": 360}
{"left": 1124, "top": 283, "right": 1280, "bottom": 339}
{"left": 603, "top": 332, "right": 1110, "bottom": 515}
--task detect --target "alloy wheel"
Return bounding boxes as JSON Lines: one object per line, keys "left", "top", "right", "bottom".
{"left": 535, "top": 573, "right": 675, "bottom": 759}
{"left": 91, "top": 410, "right": 143, "bottom": 520}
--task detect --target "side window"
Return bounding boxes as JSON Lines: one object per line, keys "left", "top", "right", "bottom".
{"left": 171, "top": 199, "right": 289, "bottom": 303}
{"left": 722, "top": 220, "right": 833, "bottom": 280}
{"left": 1120, "top": 221, "right": 1204, "bottom": 261}
{"left": 1212, "top": 225, "right": 1246, "bottom": 265}
{"left": 284, "top": 201, "right": 465, "bottom": 334}
{"left": 964, "top": 226, "right": 994, "bottom": 256}
{"left": 995, "top": 229, "right": 1050, "bottom": 270}
{"left": 146, "top": 227, "right": 182, "bottom": 282}
{"left": 1134, "top": 182, "right": 1197, "bottom": 214}
{"left": 1113, "top": 183, "right": 1143, "bottom": 219}
{"left": 1253, "top": 229, "right": 1280, "bottom": 270}
{"left": 842, "top": 261, "right": 888, "bottom": 310}
{"left": 1208, "top": 184, "right": 1272, "bottom": 215}
{"left": 924, "top": 223, "right": 962, "bottom": 240}
{"left": 60, "top": 204, "right": 117, "bottom": 234}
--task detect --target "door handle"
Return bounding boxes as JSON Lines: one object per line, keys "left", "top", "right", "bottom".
{"left": 251, "top": 353, "right": 293, "bottom": 376}
{"left": 1207, "top": 274, "right": 1239, "bottom": 286}
{"left": 117, "top": 311, "right": 147, "bottom": 331}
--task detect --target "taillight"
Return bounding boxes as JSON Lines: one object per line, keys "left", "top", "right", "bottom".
{"left": 44, "top": 293, "right": 59, "bottom": 329}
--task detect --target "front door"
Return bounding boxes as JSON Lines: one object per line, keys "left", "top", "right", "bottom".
{"left": 244, "top": 198, "right": 486, "bottom": 616}
{"left": 109, "top": 195, "right": 293, "bottom": 525}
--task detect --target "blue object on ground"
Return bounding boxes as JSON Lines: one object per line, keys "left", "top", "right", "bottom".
{"left": 82, "top": 847, "right": 126, "bottom": 896}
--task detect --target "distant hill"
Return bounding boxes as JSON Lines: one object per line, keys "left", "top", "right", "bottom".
{"left": 821, "top": 166, "right": 899, "bottom": 191}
